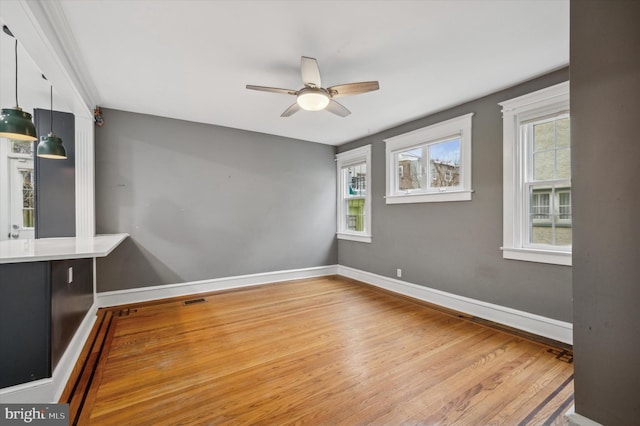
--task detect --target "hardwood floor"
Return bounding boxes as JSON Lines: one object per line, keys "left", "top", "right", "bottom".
{"left": 61, "top": 276, "right": 573, "bottom": 425}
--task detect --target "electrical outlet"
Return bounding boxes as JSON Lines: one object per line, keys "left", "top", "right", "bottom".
{"left": 67, "top": 267, "right": 73, "bottom": 284}
{"left": 396, "top": 268, "right": 402, "bottom": 278}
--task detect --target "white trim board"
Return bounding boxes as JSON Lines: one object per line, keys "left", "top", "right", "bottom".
{"left": 0, "top": 304, "right": 98, "bottom": 403}
{"left": 337, "top": 265, "right": 573, "bottom": 344}
{"left": 97, "top": 265, "right": 339, "bottom": 308}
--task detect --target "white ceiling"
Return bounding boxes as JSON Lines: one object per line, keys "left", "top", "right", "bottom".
{"left": 3, "top": 0, "right": 569, "bottom": 146}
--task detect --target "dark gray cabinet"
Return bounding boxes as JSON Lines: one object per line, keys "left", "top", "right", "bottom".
{"left": 0, "top": 262, "right": 51, "bottom": 388}
{"left": 0, "top": 258, "right": 92, "bottom": 388}
{"left": 51, "top": 258, "right": 93, "bottom": 371}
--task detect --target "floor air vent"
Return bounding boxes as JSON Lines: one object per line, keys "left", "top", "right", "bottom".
{"left": 183, "top": 298, "right": 207, "bottom": 305}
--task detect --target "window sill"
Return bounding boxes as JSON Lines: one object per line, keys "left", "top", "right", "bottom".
{"left": 385, "top": 190, "right": 473, "bottom": 204}
{"left": 501, "top": 247, "right": 571, "bottom": 266}
{"left": 337, "top": 233, "right": 372, "bottom": 243}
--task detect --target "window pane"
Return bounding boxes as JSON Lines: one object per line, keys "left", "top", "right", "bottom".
{"left": 344, "top": 163, "right": 367, "bottom": 197}
{"left": 532, "top": 116, "right": 571, "bottom": 182}
{"left": 534, "top": 121, "right": 555, "bottom": 151}
{"left": 531, "top": 225, "right": 554, "bottom": 245}
{"left": 11, "top": 140, "right": 34, "bottom": 155}
{"left": 556, "top": 148, "right": 571, "bottom": 179}
{"left": 345, "top": 199, "right": 365, "bottom": 232}
{"left": 21, "top": 170, "right": 35, "bottom": 228}
{"left": 397, "top": 147, "right": 426, "bottom": 190}
{"left": 556, "top": 117, "right": 570, "bottom": 148}
{"left": 556, "top": 189, "right": 572, "bottom": 246}
{"left": 531, "top": 191, "right": 550, "bottom": 220}
{"left": 529, "top": 187, "right": 553, "bottom": 245}
{"left": 23, "top": 209, "right": 35, "bottom": 228}
{"left": 558, "top": 190, "right": 572, "bottom": 220}
{"left": 429, "top": 138, "right": 460, "bottom": 188}
{"left": 533, "top": 151, "right": 555, "bottom": 180}
{"left": 528, "top": 185, "right": 572, "bottom": 247}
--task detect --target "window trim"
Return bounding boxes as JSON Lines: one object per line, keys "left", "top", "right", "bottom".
{"left": 499, "top": 81, "right": 571, "bottom": 266}
{"left": 336, "top": 145, "right": 372, "bottom": 243}
{"left": 384, "top": 113, "right": 474, "bottom": 204}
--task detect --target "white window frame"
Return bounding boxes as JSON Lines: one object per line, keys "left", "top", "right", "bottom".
{"left": 384, "top": 113, "right": 474, "bottom": 204}
{"left": 336, "top": 145, "right": 372, "bottom": 243}
{"left": 499, "top": 81, "right": 571, "bottom": 266}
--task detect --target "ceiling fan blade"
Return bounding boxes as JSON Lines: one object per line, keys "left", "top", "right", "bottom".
{"left": 328, "top": 81, "right": 380, "bottom": 98}
{"left": 281, "top": 103, "right": 302, "bottom": 117}
{"left": 301, "top": 56, "right": 322, "bottom": 88}
{"left": 326, "top": 100, "right": 351, "bottom": 117}
{"left": 246, "top": 85, "right": 298, "bottom": 96}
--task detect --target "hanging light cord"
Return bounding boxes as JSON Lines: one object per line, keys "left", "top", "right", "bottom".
{"left": 14, "top": 38, "right": 19, "bottom": 106}
{"left": 50, "top": 85, "right": 54, "bottom": 134}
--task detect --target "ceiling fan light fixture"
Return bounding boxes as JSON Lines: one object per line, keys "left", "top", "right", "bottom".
{"left": 247, "top": 56, "right": 378, "bottom": 117}
{"left": 296, "top": 89, "right": 330, "bottom": 111}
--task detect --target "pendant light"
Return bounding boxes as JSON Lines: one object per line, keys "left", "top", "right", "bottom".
{"left": 37, "top": 79, "right": 67, "bottom": 159}
{"left": 0, "top": 25, "right": 37, "bottom": 141}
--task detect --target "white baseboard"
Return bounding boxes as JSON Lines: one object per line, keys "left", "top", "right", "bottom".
{"left": 0, "top": 304, "right": 99, "bottom": 403}
{"left": 98, "top": 264, "right": 572, "bottom": 343}
{"left": 338, "top": 265, "right": 573, "bottom": 344}
{"left": 97, "top": 265, "right": 339, "bottom": 308}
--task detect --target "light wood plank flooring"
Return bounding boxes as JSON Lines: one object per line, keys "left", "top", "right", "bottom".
{"left": 61, "top": 276, "right": 573, "bottom": 425}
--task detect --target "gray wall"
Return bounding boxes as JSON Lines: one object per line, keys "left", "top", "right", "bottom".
{"left": 338, "top": 68, "right": 572, "bottom": 322}
{"left": 95, "top": 109, "right": 337, "bottom": 292}
{"left": 571, "top": 1, "right": 640, "bottom": 424}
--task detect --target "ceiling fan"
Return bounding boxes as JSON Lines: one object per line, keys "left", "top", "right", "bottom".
{"left": 246, "top": 56, "right": 379, "bottom": 118}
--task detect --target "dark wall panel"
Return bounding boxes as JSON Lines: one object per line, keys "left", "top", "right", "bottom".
{"left": 34, "top": 109, "right": 76, "bottom": 238}
{"left": 0, "top": 262, "right": 51, "bottom": 388}
{"left": 50, "top": 258, "right": 93, "bottom": 370}
{"left": 571, "top": 1, "right": 640, "bottom": 424}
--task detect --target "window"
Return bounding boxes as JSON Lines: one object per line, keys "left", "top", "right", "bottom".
{"left": 500, "top": 81, "right": 571, "bottom": 266}
{"left": 336, "top": 145, "right": 372, "bottom": 243}
{"left": 20, "top": 168, "right": 35, "bottom": 228}
{"left": 11, "top": 140, "right": 35, "bottom": 155}
{"left": 384, "top": 113, "right": 473, "bottom": 203}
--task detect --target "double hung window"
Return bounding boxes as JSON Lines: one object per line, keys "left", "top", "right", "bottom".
{"left": 500, "top": 82, "right": 571, "bottom": 265}
{"left": 336, "top": 145, "right": 371, "bottom": 243}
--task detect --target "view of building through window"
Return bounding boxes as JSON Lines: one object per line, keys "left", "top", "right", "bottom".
{"left": 21, "top": 169, "right": 35, "bottom": 228}
{"left": 527, "top": 116, "right": 571, "bottom": 247}
{"left": 344, "top": 162, "right": 367, "bottom": 232}
{"left": 11, "top": 140, "right": 35, "bottom": 155}
{"left": 396, "top": 138, "right": 461, "bottom": 192}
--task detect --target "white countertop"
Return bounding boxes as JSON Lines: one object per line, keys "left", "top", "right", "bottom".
{"left": 0, "top": 234, "right": 129, "bottom": 264}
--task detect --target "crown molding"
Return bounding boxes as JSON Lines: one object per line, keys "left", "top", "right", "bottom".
{"left": 20, "top": 0, "right": 99, "bottom": 115}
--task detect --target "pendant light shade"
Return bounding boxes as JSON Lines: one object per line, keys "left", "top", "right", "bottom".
{"left": 0, "top": 26, "right": 37, "bottom": 141}
{"left": 37, "top": 79, "right": 66, "bottom": 159}
{"left": 0, "top": 107, "right": 38, "bottom": 141}
{"left": 37, "top": 133, "right": 67, "bottom": 159}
